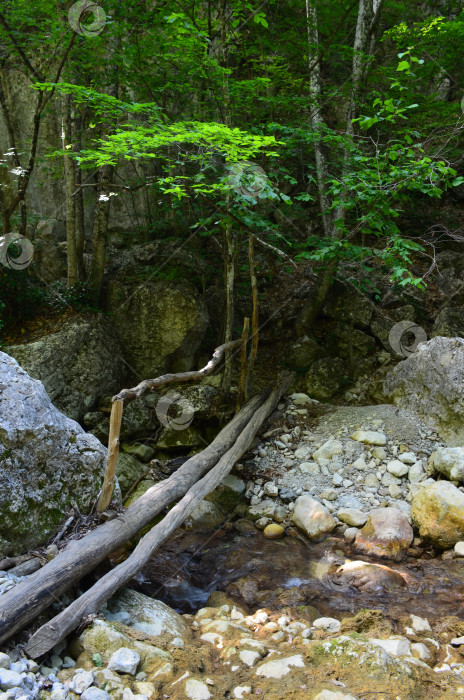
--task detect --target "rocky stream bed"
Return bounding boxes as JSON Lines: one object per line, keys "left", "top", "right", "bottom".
{"left": 4, "top": 384, "right": 464, "bottom": 699}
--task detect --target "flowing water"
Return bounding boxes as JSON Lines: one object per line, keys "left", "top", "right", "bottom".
{"left": 134, "top": 526, "right": 464, "bottom": 623}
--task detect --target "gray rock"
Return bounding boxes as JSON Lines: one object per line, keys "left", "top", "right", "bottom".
{"left": 105, "top": 589, "right": 189, "bottom": 641}
{"left": 351, "top": 430, "right": 386, "bottom": 446}
{"left": 0, "top": 656, "right": 9, "bottom": 671}
{"left": 104, "top": 278, "right": 208, "bottom": 379}
{"left": 0, "top": 670, "right": 22, "bottom": 691}
{"left": 383, "top": 337, "right": 464, "bottom": 445}
{"left": 7, "top": 316, "right": 125, "bottom": 422}
{"left": 313, "top": 440, "right": 343, "bottom": 462}
{"left": 337, "top": 508, "right": 367, "bottom": 528}
{"left": 313, "top": 617, "right": 341, "bottom": 633}
{"left": 69, "top": 670, "right": 95, "bottom": 693}
{"left": 120, "top": 443, "right": 155, "bottom": 463}
{"left": 432, "top": 307, "right": 464, "bottom": 338}
{"left": 292, "top": 496, "right": 335, "bottom": 540}
{"left": 429, "top": 447, "right": 464, "bottom": 481}
{"left": 287, "top": 336, "right": 324, "bottom": 369}
{"left": 386, "top": 460, "right": 409, "bottom": 478}
{"left": 81, "top": 689, "right": 109, "bottom": 700}
{"left": 323, "top": 281, "right": 373, "bottom": 328}
{"left": 107, "top": 648, "right": 140, "bottom": 676}
{"left": 0, "top": 354, "right": 107, "bottom": 556}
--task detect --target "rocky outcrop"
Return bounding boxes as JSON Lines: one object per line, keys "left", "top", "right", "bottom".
{"left": 0, "top": 353, "right": 107, "bottom": 556}
{"left": 432, "top": 307, "right": 464, "bottom": 338}
{"left": 104, "top": 278, "right": 209, "bottom": 379}
{"left": 7, "top": 315, "right": 126, "bottom": 422}
{"left": 383, "top": 337, "right": 464, "bottom": 445}
{"left": 411, "top": 481, "right": 464, "bottom": 548}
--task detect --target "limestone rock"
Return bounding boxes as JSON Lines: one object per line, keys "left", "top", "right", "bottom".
{"left": 323, "top": 281, "right": 373, "bottom": 328}
{"left": 337, "top": 508, "right": 367, "bottom": 528}
{"left": 313, "top": 618, "right": 341, "bottom": 634}
{"left": 104, "top": 589, "right": 190, "bottom": 641}
{"left": 351, "top": 430, "right": 386, "bottom": 446}
{"left": 386, "top": 460, "right": 409, "bottom": 478}
{"left": 313, "top": 692, "right": 358, "bottom": 700}
{"left": 411, "top": 481, "right": 464, "bottom": 548}
{"left": 104, "top": 278, "right": 208, "bottom": 379}
{"left": 108, "top": 648, "right": 140, "bottom": 676}
{"left": 255, "top": 655, "right": 304, "bottom": 679}
{"left": 292, "top": 496, "right": 335, "bottom": 540}
{"left": 432, "top": 307, "right": 464, "bottom": 338}
{"left": 185, "top": 678, "right": 212, "bottom": 699}
{"left": 287, "top": 336, "right": 324, "bottom": 369}
{"left": 0, "top": 353, "right": 107, "bottom": 556}
{"left": 186, "top": 500, "right": 224, "bottom": 529}
{"left": 354, "top": 508, "right": 413, "bottom": 561}
{"left": 429, "top": 447, "right": 464, "bottom": 481}
{"left": 7, "top": 316, "right": 125, "bottom": 422}
{"left": 313, "top": 440, "right": 343, "bottom": 462}
{"left": 383, "top": 337, "right": 464, "bottom": 445}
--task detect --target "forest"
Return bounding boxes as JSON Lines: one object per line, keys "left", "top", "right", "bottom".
{"left": 0, "top": 1, "right": 464, "bottom": 698}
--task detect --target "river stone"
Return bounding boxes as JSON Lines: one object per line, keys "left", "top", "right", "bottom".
{"left": 333, "top": 561, "right": 406, "bottom": 592}
{"left": 0, "top": 669, "right": 22, "bottom": 690}
{"left": 455, "top": 542, "right": 464, "bottom": 557}
{"left": 248, "top": 500, "right": 276, "bottom": 520}
{"left": 313, "top": 618, "right": 341, "bottom": 633}
{"left": 337, "top": 508, "right": 367, "bottom": 528}
{"left": 292, "top": 496, "right": 335, "bottom": 540}
{"left": 383, "top": 337, "right": 464, "bottom": 445}
{"left": 411, "top": 481, "right": 464, "bottom": 548}
{"left": 69, "top": 670, "right": 95, "bottom": 693}
{"left": 186, "top": 500, "right": 224, "bottom": 528}
{"left": 108, "top": 648, "right": 140, "bottom": 675}
{"left": 185, "top": 679, "right": 212, "bottom": 699}
{"left": 429, "top": 447, "right": 464, "bottom": 481}
{"left": 104, "top": 278, "right": 208, "bottom": 379}
{"left": 351, "top": 430, "right": 386, "bottom": 446}
{"left": 263, "top": 524, "right": 285, "bottom": 539}
{"left": 0, "top": 353, "right": 107, "bottom": 556}
{"left": 104, "top": 590, "right": 190, "bottom": 641}
{"left": 7, "top": 315, "right": 126, "bottom": 422}
{"left": 371, "top": 638, "right": 411, "bottom": 658}
{"left": 255, "top": 655, "right": 305, "bottom": 679}
{"left": 313, "top": 439, "right": 343, "bottom": 462}
{"left": 81, "top": 689, "right": 110, "bottom": 700}
{"left": 386, "top": 460, "right": 409, "bottom": 477}
{"left": 354, "top": 508, "right": 413, "bottom": 561}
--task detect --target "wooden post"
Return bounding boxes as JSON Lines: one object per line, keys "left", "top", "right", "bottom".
{"left": 97, "top": 399, "right": 123, "bottom": 513}
{"left": 236, "top": 317, "right": 250, "bottom": 412}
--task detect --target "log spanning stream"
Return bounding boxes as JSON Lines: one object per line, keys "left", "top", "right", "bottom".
{"left": 133, "top": 527, "right": 464, "bottom": 623}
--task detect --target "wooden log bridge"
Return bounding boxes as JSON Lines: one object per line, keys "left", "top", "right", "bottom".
{"left": 0, "top": 348, "right": 292, "bottom": 652}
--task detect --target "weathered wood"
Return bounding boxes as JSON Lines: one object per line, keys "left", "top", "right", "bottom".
{"left": 25, "top": 373, "right": 292, "bottom": 657}
{"left": 97, "top": 399, "right": 123, "bottom": 513}
{"left": 236, "top": 317, "right": 249, "bottom": 411}
{"left": 114, "top": 339, "right": 242, "bottom": 403}
{"left": 0, "top": 392, "right": 263, "bottom": 646}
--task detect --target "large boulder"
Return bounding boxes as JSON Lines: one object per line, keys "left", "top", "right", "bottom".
{"left": 411, "top": 481, "right": 464, "bottom": 548}
{"left": 305, "top": 358, "right": 347, "bottom": 400}
{"left": 383, "top": 337, "right": 464, "bottom": 445}
{"left": 292, "top": 496, "right": 335, "bottom": 540}
{"left": 429, "top": 447, "right": 464, "bottom": 482}
{"left": 7, "top": 315, "right": 125, "bottom": 422}
{"left": 104, "top": 278, "right": 209, "bottom": 379}
{"left": 354, "top": 508, "right": 413, "bottom": 561}
{"left": 0, "top": 353, "right": 107, "bottom": 556}
{"left": 432, "top": 308, "right": 464, "bottom": 338}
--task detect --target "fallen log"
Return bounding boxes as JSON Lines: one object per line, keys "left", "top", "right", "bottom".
{"left": 0, "top": 392, "right": 264, "bottom": 646}
{"left": 25, "top": 372, "right": 292, "bottom": 657}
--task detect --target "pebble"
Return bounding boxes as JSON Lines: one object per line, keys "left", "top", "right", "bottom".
{"left": 455, "top": 542, "right": 464, "bottom": 557}
{"left": 263, "top": 524, "right": 285, "bottom": 539}
{"left": 387, "top": 460, "right": 409, "bottom": 477}
{"left": 185, "top": 678, "right": 212, "bottom": 699}
{"left": 351, "top": 430, "right": 386, "bottom": 446}
{"left": 81, "top": 689, "right": 110, "bottom": 700}
{"left": 337, "top": 508, "right": 367, "bottom": 528}
{"left": 0, "top": 669, "right": 22, "bottom": 691}
{"left": 69, "top": 670, "right": 95, "bottom": 694}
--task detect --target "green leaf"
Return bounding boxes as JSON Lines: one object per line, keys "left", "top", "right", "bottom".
{"left": 397, "top": 61, "right": 410, "bottom": 71}
{"left": 92, "top": 654, "right": 103, "bottom": 667}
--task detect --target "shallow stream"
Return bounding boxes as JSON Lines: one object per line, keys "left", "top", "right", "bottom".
{"left": 133, "top": 525, "right": 464, "bottom": 624}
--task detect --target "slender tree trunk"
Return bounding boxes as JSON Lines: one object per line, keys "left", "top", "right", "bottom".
{"left": 63, "top": 94, "right": 78, "bottom": 287}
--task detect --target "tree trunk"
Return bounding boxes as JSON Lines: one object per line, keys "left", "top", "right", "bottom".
{"left": 63, "top": 94, "right": 78, "bottom": 287}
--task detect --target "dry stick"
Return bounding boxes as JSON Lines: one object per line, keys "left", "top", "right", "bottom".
{"left": 236, "top": 317, "right": 250, "bottom": 412}
{"left": 114, "top": 339, "right": 242, "bottom": 403}
{"left": 97, "top": 399, "right": 124, "bottom": 513}
{"left": 25, "top": 373, "right": 292, "bottom": 658}
{"left": 0, "top": 394, "right": 263, "bottom": 646}
{"left": 245, "top": 235, "right": 259, "bottom": 401}
{"left": 98, "top": 340, "right": 242, "bottom": 513}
